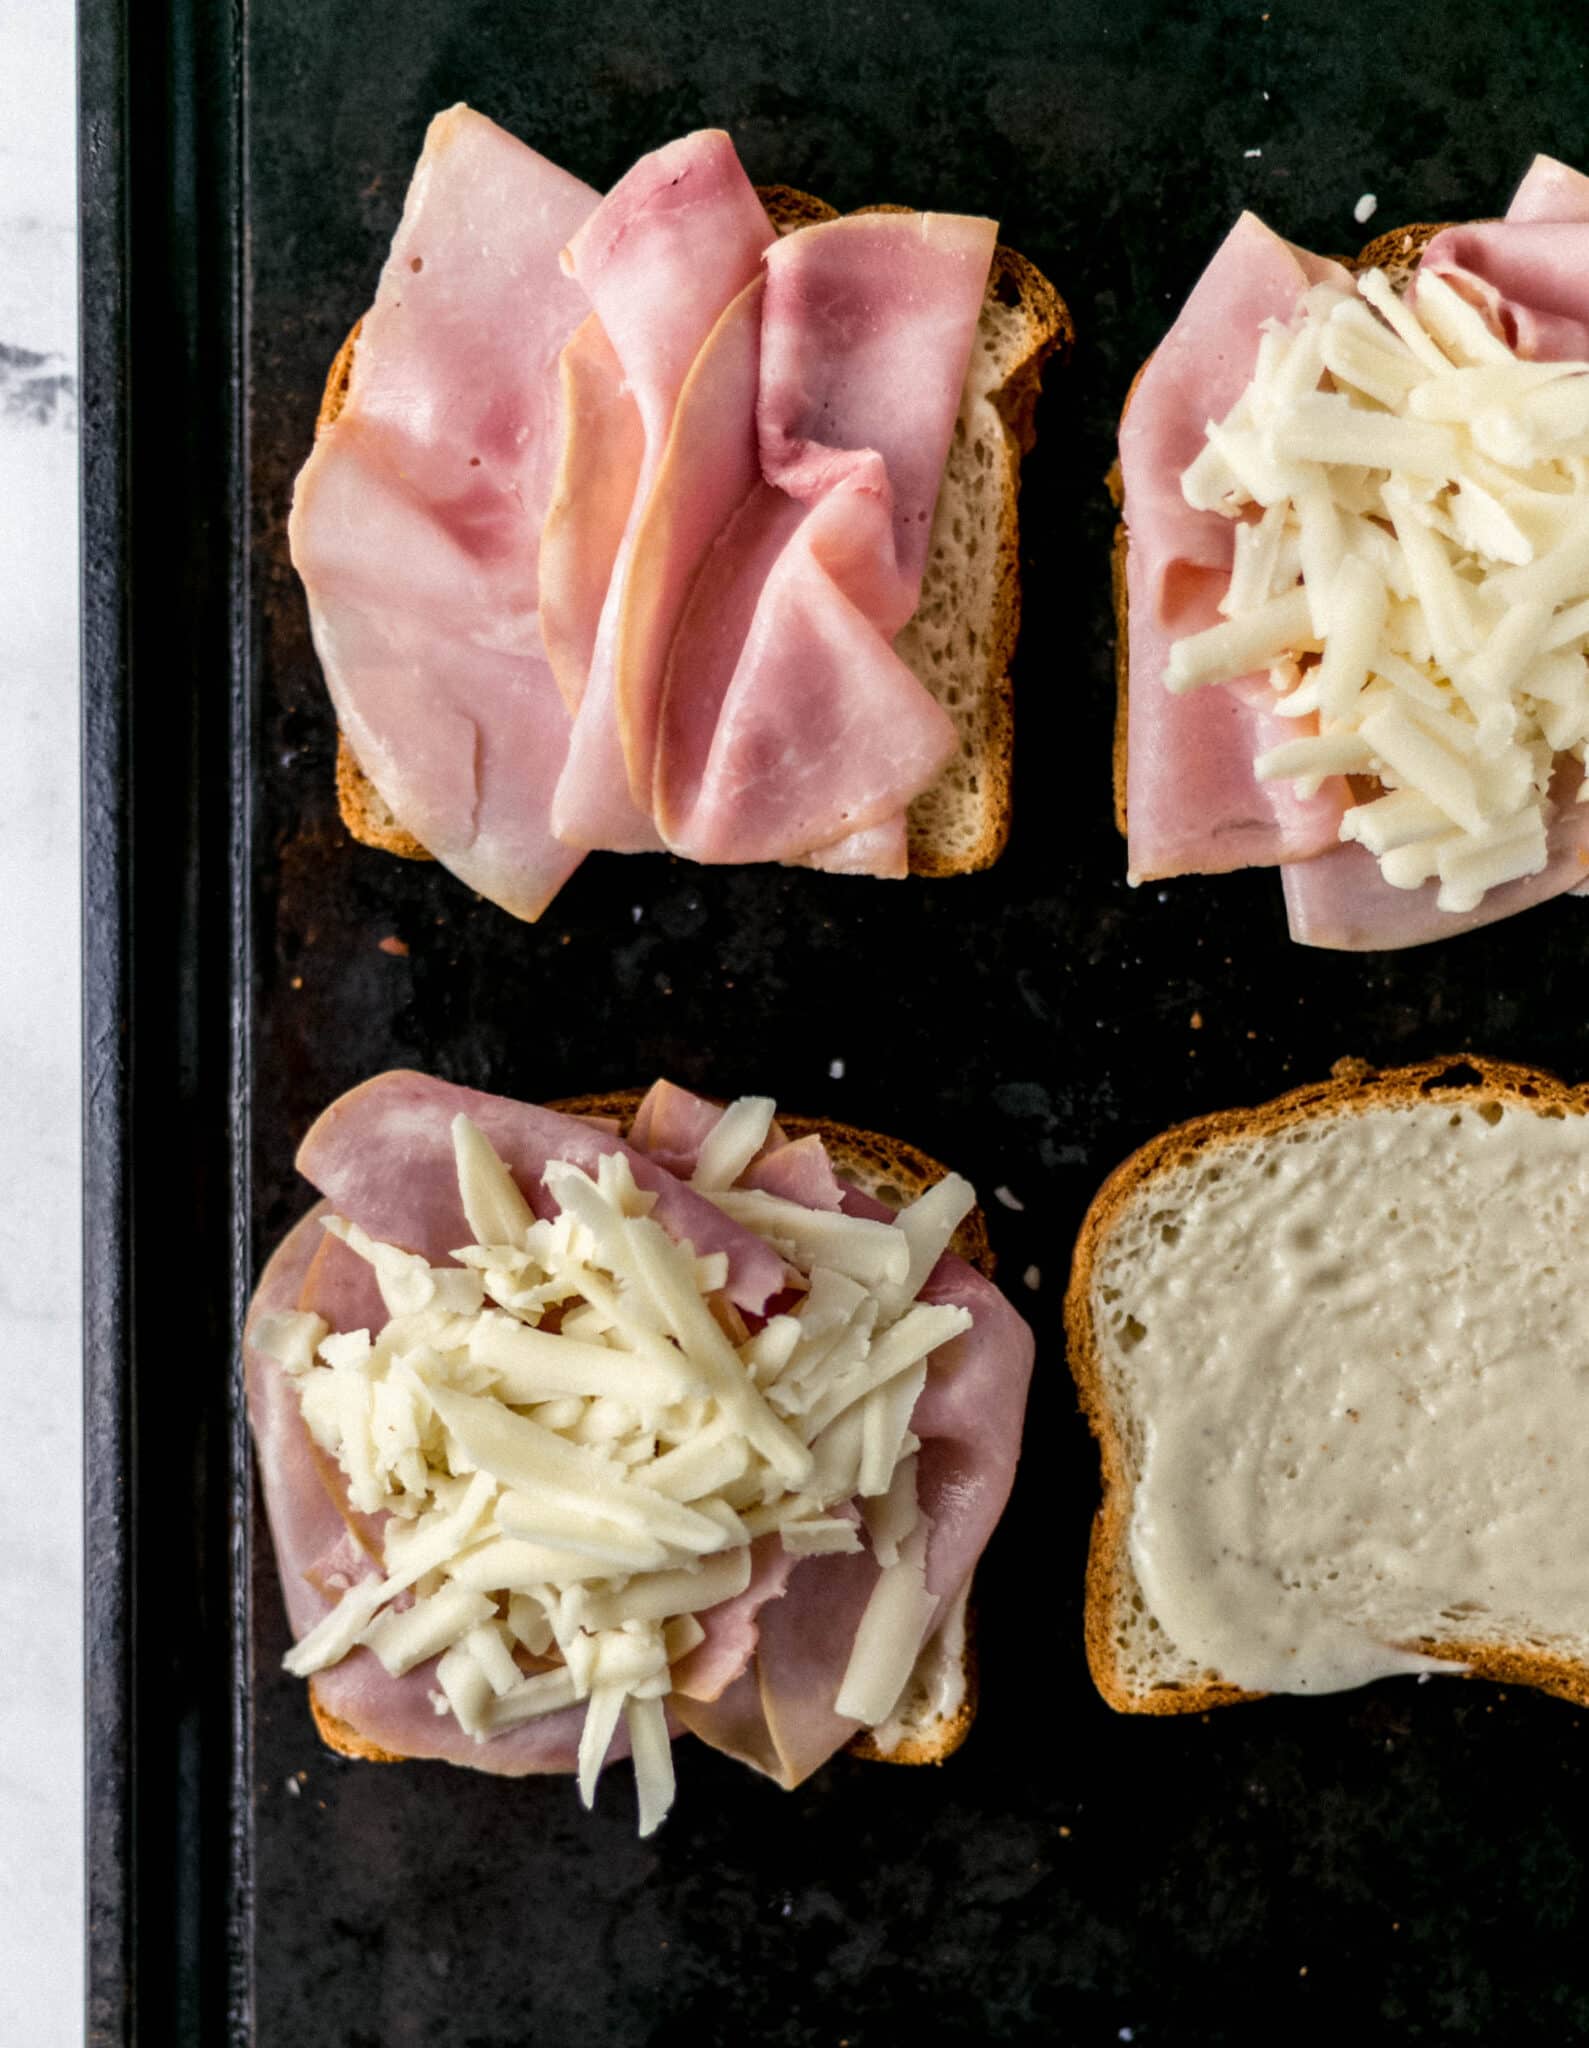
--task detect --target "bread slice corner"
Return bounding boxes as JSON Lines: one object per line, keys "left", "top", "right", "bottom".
{"left": 315, "top": 190, "right": 1071, "bottom": 882}
{"left": 1065, "top": 1054, "right": 1589, "bottom": 1715}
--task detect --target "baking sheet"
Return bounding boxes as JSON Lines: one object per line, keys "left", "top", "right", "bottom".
{"left": 85, "top": 0, "right": 1589, "bottom": 2038}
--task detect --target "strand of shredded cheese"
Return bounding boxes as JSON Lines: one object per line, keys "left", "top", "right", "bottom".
{"left": 1171, "top": 266, "right": 1589, "bottom": 913}
{"left": 252, "top": 1107, "right": 974, "bottom": 1836}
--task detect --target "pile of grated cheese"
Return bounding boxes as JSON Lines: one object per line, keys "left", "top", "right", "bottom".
{"left": 1169, "top": 262, "right": 1589, "bottom": 912}
{"left": 252, "top": 1101, "right": 975, "bottom": 1835}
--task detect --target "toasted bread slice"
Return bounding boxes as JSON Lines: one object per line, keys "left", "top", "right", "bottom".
{"left": 1110, "top": 220, "right": 1454, "bottom": 839}
{"left": 318, "top": 191, "right": 1071, "bottom": 882}
{"left": 1065, "top": 1055, "right": 1589, "bottom": 1715}
{"left": 310, "top": 1096, "right": 997, "bottom": 1769}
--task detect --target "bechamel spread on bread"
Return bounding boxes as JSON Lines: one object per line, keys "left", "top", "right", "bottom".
{"left": 245, "top": 1075, "right": 1035, "bottom": 1830}
{"left": 1090, "top": 1096, "right": 1589, "bottom": 1694}
{"left": 1118, "top": 153, "right": 1589, "bottom": 949}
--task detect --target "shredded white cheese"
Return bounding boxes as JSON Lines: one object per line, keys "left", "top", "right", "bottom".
{"left": 1171, "top": 267, "right": 1589, "bottom": 912}
{"left": 255, "top": 1106, "right": 976, "bottom": 1836}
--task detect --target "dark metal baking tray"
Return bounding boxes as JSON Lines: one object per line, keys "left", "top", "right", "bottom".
{"left": 82, "top": 0, "right": 1589, "bottom": 2040}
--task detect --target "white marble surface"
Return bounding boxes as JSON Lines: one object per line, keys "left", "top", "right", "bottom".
{"left": 0, "top": 5, "right": 83, "bottom": 2044}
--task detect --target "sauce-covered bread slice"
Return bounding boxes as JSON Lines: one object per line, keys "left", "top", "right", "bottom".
{"left": 1067, "top": 1056, "right": 1589, "bottom": 1714}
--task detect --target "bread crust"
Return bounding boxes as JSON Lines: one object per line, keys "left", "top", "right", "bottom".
{"left": 307, "top": 1093, "right": 996, "bottom": 1770}
{"left": 1110, "top": 221, "right": 1457, "bottom": 842}
{"left": 1064, "top": 1054, "right": 1589, "bottom": 1715}
{"left": 314, "top": 187, "right": 1071, "bottom": 882}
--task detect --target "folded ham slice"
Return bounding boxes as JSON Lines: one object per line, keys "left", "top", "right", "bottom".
{"left": 1119, "top": 214, "right": 1354, "bottom": 881}
{"left": 642, "top": 1083, "right": 1035, "bottom": 1788}
{"left": 538, "top": 314, "right": 645, "bottom": 715}
{"left": 1123, "top": 165, "right": 1589, "bottom": 948}
{"left": 289, "top": 106, "right": 597, "bottom": 922}
{"left": 653, "top": 213, "right": 989, "bottom": 862}
{"left": 1503, "top": 152, "right": 1589, "bottom": 226}
{"left": 295, "top": 112, "right": 1005, "bottom": 912}
{"left": 295, "top": 1069, "right": 786, "bottom": 1315}
{"left": 246, "top": 1206, "right": 621, "bottom": 1773}
{"left": 248, "top": 1076, "right": 1034, "bottom": 1791}
{"left": 547, "top": 133, "right": 775, "bottom": 854}
{"left": 1282, "top": 786, "right": 1589, "bottom": 950}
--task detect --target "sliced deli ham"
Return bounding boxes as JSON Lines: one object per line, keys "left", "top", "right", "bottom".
{"left": 288, "top": 106, "right": 597, "bottom": 922}
{"left": 295, "top": 1069, "right": 786, "bottom": 1315}
{"left": 247, "top": 1076, "right": 1035, "bottom": 1799}
{"left": 293, "top": 110, "right": 1027, "bottom": 914}
{"left": 548, "top": 133, "right": 775, "bottom": 853}
{"left": 653, "top": 213, "right": 990, "bottom": 862}
{"left": 245, "top": 1204, "right": 614, "bottom": 1773}
{"left": 1119, "top": 214, "right": 1353, "bottom": 879}
{"left": 1418, "top": 222, "right": 1589, "bottom": 362}
{"left": 1123, "top": 160, "right": 1589, "bottom": 948}
{"left": 1283, "top": 762, "right": 1589, "bottom": 950}
{"left": 538, "top": 314, "right": 645, "bottom": 714}
{"left": 1503, "top": 152, "right": 1589, "bottom": 226}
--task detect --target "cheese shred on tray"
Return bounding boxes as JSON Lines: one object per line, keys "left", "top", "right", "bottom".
{"left": 252, "top": 1102, "right": 980, "bottom": 1836}
{"left": 1170, "top": 265, "right": 1589, "bottom": 913}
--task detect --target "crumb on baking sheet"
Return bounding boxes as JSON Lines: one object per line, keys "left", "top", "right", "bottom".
{"left": 378, "top": 934, "right": 409, "bottom": 957}
{"left": 1354, "top": 191, "right": 1379, "bottom": 224}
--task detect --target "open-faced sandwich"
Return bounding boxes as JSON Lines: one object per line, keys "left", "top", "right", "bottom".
{"left": 1116, "top": 155, "right": 1589, "bottom": 949}
{"left": 245, "top": 1074, "right": 1034, "bottom": 1832}
{"left": 289, "top": 107, "right": 1070, "bottom": 921}
{"left": 1066, "top": 1055, "right": 1589, "bottom": 1712}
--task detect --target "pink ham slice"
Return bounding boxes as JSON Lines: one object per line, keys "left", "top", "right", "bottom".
{"left": 653, "top": 214, "right": 988, "bottom": 862}
{"left": 615, "top": 277, "right": 766, "bottom": 803}
{"left": 1504, "top": 153, "right": 1589, "bottom": 225}
{"left": 1283, "top": 763, "right": 1589, "bottom": 950}
{"left": 246, "top": 1203, "right": 375, "bottom": 1643}
{"left": 1119, "top": 213, "right": 1354, "bottom": 880}
{"left": 288, "top": 105, "right": 597, "bottom": 922}
{"left": 538, "top": 315, "right": 645, "bottom": 714}
{"left": 624, "top": 1079, "right": 844, "bottom": 1208}
{"left": 635, "top": 1084, "right": 1036, "bottom": 1787}
{"left": 669, "top": 1535, "right": 800, "bottom": 1702}
{"left": 1417, "top": 221, "right": 1589, "bottom": 360}
{"left": 295, "top": 1069, "right": 786, "bottom": 1315}
{"left": 672, "top": 1243, "right": 1035, "bottom": 1789}
{"left": 548, "top": 133, "right": 775, "bottom": 853}
{"left": 245, "top": 1202, "right": 613, "bottom": 1772}
{"left": 249, "top": 1075, "right": 1033, "bottom": 1787}
{"left": 1282, "top": 164, "right": 1589, "bottom": 949}
{"left": 791, "top": 815, "right": 911, "bottom": 879}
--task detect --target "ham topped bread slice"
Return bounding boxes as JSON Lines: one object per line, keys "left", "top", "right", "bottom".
{"left": 244, "top": 1073, "right": 1035, "bottom": 1828}
{"left": 290, "top": 108, "right": 1063, "bottom": 918}
{"left": 1117, "top": 153, "right": 1589, "bottom": 950}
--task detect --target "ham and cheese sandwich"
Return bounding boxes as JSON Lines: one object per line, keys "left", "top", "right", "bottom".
{"left": 245, "top": 1073, "right": 1034, "bottom": 1832}
{"left": 1067, "top": 1056, "right": 1589, "bottom": 1713}
{"left": 1115, "top": 154, "right": 1589, "bottom": 949}
{"left": 289, "top": 108, "right": 1069, "bottom": 921}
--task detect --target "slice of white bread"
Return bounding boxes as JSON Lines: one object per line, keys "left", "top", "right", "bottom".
{"left": 309, "top": 1095, "right": 998, "bottom": 1770}
{"left": 1109, "top": 219, "right": 1453, "bottom": 838}
{"left": 317, "top": 186, "right": 1072, "bottom": 880}
{"left": 1065, "top": 1055, "right": 1589, "bottom": 1715}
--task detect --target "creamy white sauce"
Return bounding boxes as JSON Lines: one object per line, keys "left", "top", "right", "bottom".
{"left": 1108, "top": 1100, "right": 1589, "bottom": 1693}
